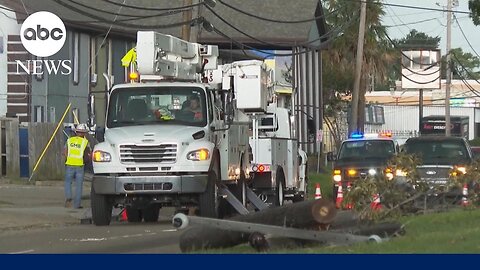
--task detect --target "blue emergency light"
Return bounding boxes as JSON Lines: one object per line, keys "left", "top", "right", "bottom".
{"left": 350, "top": 132, "right": 364, "bottom": 139}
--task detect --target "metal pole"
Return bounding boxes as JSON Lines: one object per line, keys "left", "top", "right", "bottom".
{"left": 419, "top": 89, "right": 423, "bottom": 135}
{"left": 29, "top": 103, "right": 71, "bottom": 182}
{"left": 349, "top": 0, "right": 367, "bottom": 134}
{"left": 445, "top": 0, "right": 452, "bottom": 136}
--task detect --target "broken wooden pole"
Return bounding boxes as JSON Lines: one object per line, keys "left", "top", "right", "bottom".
{"left": 176, "top": 198, "right": 337, "bottom": 252}
{"left": 176, "top": 214, "right": 374, "bottom": 252}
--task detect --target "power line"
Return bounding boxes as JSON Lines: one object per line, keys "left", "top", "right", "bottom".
{"left": 205, "top": 5, "right": 358, "bottom": 48}
{"left": 53, "top": 0, "right": 200, "bottom": 29}
{"left": 348, "top": 0, "right": 471, "bottom": 15}
{"left": 207, "top": 12, "right": 359, "bottom": 57}
{"left": 103, "top": 0, "right": 205, "bottom": 11}
{"left": 384, "top": 17, "right": 443, "bottom": 28}
{"left": 453, "top": 13, "right": 480, "bottom": 59}
{"left": 217, "top": 0, "right": 340, "bottom": 24}
{"left": 66, "top": 0, "right": 186, "bottom": 19}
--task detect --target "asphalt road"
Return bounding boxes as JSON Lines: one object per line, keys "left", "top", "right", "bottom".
{"left": 0, "top": 218, "right": 182, "bottom": 254}
{"left": 0, "top": 182, "right": 183, "bottom": 254}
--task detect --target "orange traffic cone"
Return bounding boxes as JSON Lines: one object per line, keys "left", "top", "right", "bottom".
{"left": 371, "top": 193, "right": 382, "bottom": 210}
{"left": 314, "top": 183, "right": 322, "bottom": 200}
{"left": 335, "top": 185, "right": 344, "bottom": 209}
{"left": 345, "top": 182, "right": 353, "bottom": 209}
{"left": 120, "top": 208, "right": 128, "bottom": 221}
{"left": 461, "top": 183, "right": 469, "bottom": 207}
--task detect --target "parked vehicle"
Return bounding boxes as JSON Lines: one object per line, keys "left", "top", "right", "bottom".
{"left": 327, "top": 132, "right": 400, "bottom": 203}
{"left": 401, "top": 136, "right": 476, "bottom": 206}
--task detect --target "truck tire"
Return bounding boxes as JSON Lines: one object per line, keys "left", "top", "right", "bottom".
{"left": 91, "top": 186, "right": 113, "bottom": 226}
{"left": 143, "top": 205, "right": 161, "bottom": 222}
{"left": 126, "top": 206, "right": 142, "bottom": 222}
{"left": 198, "top": 157, "right": 220, "bottom": 218}
{"left": 271, "top": 172, "right": 285, "bottom": 207}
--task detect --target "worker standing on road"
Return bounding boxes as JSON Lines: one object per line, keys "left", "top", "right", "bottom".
{"left": 64, "top": 123, "right": 91, "bottom": 209}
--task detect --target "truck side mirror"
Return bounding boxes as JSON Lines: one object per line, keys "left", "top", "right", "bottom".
{"left": 95, "top": 126, "right": 105, "bottom": 143}
{"left": 327, "top": 151, "right": 336, "bottom": 161}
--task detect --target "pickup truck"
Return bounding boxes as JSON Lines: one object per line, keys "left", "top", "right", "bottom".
{"left": 402, "top": 136, "right": 475, "bottom": 205}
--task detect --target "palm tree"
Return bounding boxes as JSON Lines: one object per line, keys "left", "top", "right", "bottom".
{"left": 322, "top": 0, "right": 396, "bottom": 136}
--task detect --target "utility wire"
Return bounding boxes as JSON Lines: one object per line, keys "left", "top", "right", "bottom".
{"left": 66, "top": 0, "right": 186, "bottom": 19}
{"left": 346, "top": 0, "right": 471, "bottom": 15}
{"left": 103, "top": 0, "right": 205, "bottom": 11}
{"left": 209, "top": 14, "right": 358, "bottom": 57}
{"left": 205, "top": 5, "right": 358, "bottom": 48}
{"left": 53, "top": 0, "right": 201, "bottom": 29}
{"left": 453, "top": 13, "right": 480, "bottom": 59}
{"left": 217, "top": 0, "right": 341, "bottom": 24}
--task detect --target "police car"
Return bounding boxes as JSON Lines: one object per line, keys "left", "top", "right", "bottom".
{"left": 327, "top": 132, "right": 400, "bottom": 202}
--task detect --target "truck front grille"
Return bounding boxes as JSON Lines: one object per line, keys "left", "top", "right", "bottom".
{"left": 119, "top": 144, "right": 177, "bottom": 164}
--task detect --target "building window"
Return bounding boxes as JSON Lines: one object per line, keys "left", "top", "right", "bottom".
{"left": 72, "top": 32, "right": 80, "bottom": 85}
{"left": 34, "top": 106, "right": 44, "bottom": 122}
{"left": 49, "top": 107, "right": 56, "bottom": 123}
{"left": 0, "top": 36, "right": 3, "bottom": 54}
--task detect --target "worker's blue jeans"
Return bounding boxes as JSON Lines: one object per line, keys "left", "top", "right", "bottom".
{"left": 64, "top": 165, "right": 84, "bottom": 208}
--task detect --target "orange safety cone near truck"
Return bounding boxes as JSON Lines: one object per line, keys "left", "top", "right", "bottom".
{"left": 371, "top": 193, "right": 382, "bottom": 210}
{"left": 120, "top": 208, "right": 128, "bottom": 222}
{"left": 315, "top": 183, "right": 322, "bottom": 199}
{"left": 461, "top": 183, "right": 469, "bottom": 207}
{"left": 335, "top": 185, "right": 344, "bottom": 209}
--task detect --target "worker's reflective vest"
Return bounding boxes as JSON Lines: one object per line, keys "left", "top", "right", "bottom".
{"left": 65, "top": 137, "right": 88, "bottom": 166}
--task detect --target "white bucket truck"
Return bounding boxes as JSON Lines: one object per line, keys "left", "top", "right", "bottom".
{"left": 90, "top": 31, "right": 306, "bottom": 226}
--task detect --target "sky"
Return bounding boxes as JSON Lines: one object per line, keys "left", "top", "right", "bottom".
{"left": 382, "top": 0, "right": 479, "bottom": 57}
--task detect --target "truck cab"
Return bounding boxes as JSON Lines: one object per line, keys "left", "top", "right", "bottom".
{"left": 328, "top": 132, "right": 399, "bottom": 202}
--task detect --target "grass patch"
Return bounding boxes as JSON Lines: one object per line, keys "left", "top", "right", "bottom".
{"left": 308, "top": 172, "right": 333, "bottom": 200}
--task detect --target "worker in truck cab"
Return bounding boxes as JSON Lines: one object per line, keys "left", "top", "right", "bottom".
{"left": 183, "top": 95, "right": 203, "bottom": 121}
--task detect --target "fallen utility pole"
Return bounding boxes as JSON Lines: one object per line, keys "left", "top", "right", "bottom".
{"left": 175, "top": 198, "right": 337, "bottom": 252}
{"left": 174, "top": 213, "right": 379, "bottom": 252}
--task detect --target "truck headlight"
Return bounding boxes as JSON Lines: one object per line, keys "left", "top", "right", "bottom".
{"left": 385, "top": 168, "right": 394, "bottom": 180}
{"left": 368, "top": 169, "right": 376, "bottom": 176}
{"left": 456, "top": 166, "right": 467, "bottom": 174}
{"left": 333, "top": 169, "right": 342, "bottom": 182}
{"left": 187, "top": 149, "right": 210, "bottom": 161}
{"left": 92, "top": 150, "right": 111, "bottom": 162}
{"left": 395, "top": 169, "right": 407, "bottom": 177}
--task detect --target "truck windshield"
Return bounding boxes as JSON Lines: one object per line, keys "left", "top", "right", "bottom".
{"left": 404, "top": 140, "right": 470, "bottom": 164}
{"left": 338, "top": 140, "right": 395, "bottom": 160}
{"left": 107, "top": 86, "right": 207, "bottom": 128}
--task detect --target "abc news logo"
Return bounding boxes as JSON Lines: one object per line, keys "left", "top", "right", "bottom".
{"left": 23, "top": 25, "right": 64, "bottom": 41}
{"left": 17, "top": 11, "right": 71, "bottom": 75}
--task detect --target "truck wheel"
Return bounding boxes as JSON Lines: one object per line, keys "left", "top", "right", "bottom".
{"left": 143, "top": 205, "right": 161, "bottom": 222}
{"left": 198, "top": 158, "right": 220, "bottom": 218}
{"left": 126, "top": 206, "right": 142, "bottom": 222}
{"left": 271, "top": 173, "right": 285, "bottom": 207}
{"left": 91, "top": 186, "right": 113, "bottom": 226}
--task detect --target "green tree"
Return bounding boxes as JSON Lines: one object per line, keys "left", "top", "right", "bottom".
{"left": 394, "top": 29, "right": 441, "bottom": 49}
{"left": 469, "top": 0, "right": 480, "bottom": 25}
{"left": 322, "top": 0, "right": 395, "bottom": 137}
{"left": 443, "top": 47, "right": 480, "bottom": 80}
